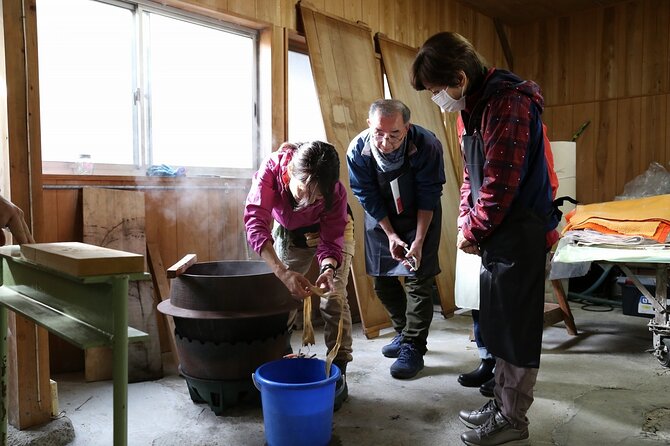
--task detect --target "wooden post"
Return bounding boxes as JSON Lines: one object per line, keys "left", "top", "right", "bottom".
{"left": 2, "top": 0, "right": 50, "bottom": 429}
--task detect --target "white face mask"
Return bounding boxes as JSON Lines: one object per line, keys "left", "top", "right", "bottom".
{"left": 431, "top": 86, "right": 466, "bottom": 112}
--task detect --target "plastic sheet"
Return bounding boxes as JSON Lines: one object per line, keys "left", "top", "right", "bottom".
{"left": 616, "top": 162, "right": 670, "bottom": 200}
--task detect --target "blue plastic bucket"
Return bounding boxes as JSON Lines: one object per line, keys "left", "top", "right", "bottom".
{"left": 252, "top": 358, "right": 340, "bottom": 446}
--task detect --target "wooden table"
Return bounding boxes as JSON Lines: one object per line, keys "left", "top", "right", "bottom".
{"left": 0, "top": 245, "right": 148, "bottom": 446}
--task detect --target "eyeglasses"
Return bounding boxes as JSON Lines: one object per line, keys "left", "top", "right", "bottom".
{"left": 372, "top": 130, "right": 405, "bottom": 143}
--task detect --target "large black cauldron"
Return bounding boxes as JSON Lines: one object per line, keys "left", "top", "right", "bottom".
{"left": 157, "top": 259, "right": 299, "bottom": 413}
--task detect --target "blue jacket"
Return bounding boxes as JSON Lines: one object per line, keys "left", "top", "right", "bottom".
{"left": 347, "top": 124, "right": 445, "bottom": 222}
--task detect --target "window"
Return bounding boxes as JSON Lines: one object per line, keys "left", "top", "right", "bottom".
{"left": 36, "top": 0, "right": 258, "bottom": 176}
{"left": 287, "top": 49, "right": 326, "bottom": 143}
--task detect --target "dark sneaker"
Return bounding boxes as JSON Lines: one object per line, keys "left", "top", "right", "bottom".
{"left": 459, "top": 399, "right": 499, "bottom": 429}
{"left": 381, "top": 333, "right": 404, "bottom": 358}
{"left": 480, "top": 377, "right": 495, "bottom": 398}
{"left": 461, "top": 410, "right": 529, "bottom": 445}
{"left": 390, "top": 343, "right": 424, "bottom": 379}
{"left": 333, "top": 374, "right": 348, "bottom": 412}
{"left": 458, "top": 358, "right": 495, "bottom": 387}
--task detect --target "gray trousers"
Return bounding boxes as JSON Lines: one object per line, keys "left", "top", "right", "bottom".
{"left": 274, "top": 226, "right": 355, "bottom": 365}
{"left": 493, "top": 358, "right": 539, "bottom": 429}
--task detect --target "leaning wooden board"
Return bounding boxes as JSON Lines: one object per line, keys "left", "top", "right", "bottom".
{"left": 20, "top": 242, "right": 144, "bottom": 277}
{"left": 82, "top": 187, "right": 163, "bottom": 383}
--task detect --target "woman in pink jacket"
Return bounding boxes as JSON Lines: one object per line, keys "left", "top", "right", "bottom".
{"left": 244, "top": 141, "right": 354, "bottom": 411}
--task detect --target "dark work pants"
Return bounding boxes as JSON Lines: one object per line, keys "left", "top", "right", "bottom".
{"left": 373, "top": 275, "right": 435, "bottom": 354}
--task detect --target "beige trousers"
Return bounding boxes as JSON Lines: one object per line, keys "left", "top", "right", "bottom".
{"left": 274, "top": 227, "right": 355, "bottom": 365}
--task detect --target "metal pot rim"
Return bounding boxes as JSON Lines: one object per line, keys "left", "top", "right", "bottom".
{"left": 157, "top": 299, "right": 299, "bottom": 319}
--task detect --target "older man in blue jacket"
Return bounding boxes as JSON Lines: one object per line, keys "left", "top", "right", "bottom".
{"left": 347, "top": 99, "right": 445, "bottom": 379}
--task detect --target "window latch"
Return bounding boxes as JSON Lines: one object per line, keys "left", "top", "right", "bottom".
{"left": 133, "top": 88, "right": 141, "bottom": 104}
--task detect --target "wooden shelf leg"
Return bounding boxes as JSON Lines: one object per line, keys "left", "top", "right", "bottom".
{"left": 1, "top": 306, "right": 7, "bottom": 445}
{"left": 551, "top": 279, "right": 578, "bottom": 336}
{"left": 112, "top": 277, "right": 129, "bottom": 446}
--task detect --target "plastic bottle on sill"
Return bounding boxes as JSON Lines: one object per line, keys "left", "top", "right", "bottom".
{"left": 75, "top": 153, "right": 94, "bottom": 175}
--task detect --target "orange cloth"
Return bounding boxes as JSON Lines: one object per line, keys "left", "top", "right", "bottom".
{"left": 563, "top": 194, "right": 670, "bottom": 243}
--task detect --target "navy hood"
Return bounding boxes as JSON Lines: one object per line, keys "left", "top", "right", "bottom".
{"left": 466, "top": 68, "right": 545, "bottom": 117}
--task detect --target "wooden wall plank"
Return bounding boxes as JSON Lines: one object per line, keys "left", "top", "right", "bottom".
{"left": 343, "top": 0, "right": 362, "bottom": 23}
{"left": 511, "top": 21, "right": 539, "bottom": 86}
{"left": 640, "top": 94, "right": 668, "bottom": 170}
{"left": 533, "top": 20, "right": 548, "bottom": 91}
{"left": 615, "top": 0, "right": 644, "bottom": 98}
{"left": 641, "top": 0, "right": 670, "bottom": 95}
{"left": 235, "top": 187, "right": 252, "bottom": 259}
{"left": 226, "top": 0, "right": 255, "bottom": 18}
{"left": 377, "top": 0, "right": 396, "bottom": 40}
{"left": 595, "top": 6, "right": 617, "bottom": 100}
{"left": 615, "top": 97, "right": 642, "bottom": 194}
{"left": 473, "top": 15, "right": 497, "bottom": 67}
{"left": 453, "top": 1, "right": 476, "bottom": 42}
{"left": 176, "top": 188, "right": 210, "bottom": 261}
{"left": 56, "top": 189, "right": 81, "bottom": 242}
{"left": 437, "top": 0, "right": 457, "bottom": 32}
{"left": 146, "top": 189, "right": 178, "bottom": 267}
{"left": 416, "top": 0, "right": 433, "bottom": 50}
{"left": 41, "top": 189, "right": 59, "bottom": 242}
{"left": 572, "top": 102, "right": 597, "bottom": 204}
{"left": 593, "top": 100, "right": 618, "bottom": 202}
{"left": 324, "top": 0, "right": 345, "bottom": 18}
{"left": 254, "top": 0, "right": 280, "bottom": 23}
{"left": 220, "top": 187, "right": 243, "bottom": 260}
{"left": 569, "top": 9, "right": 597, "bottom": 103}
{"left": 393, "top": 0, "right": 413, "bottom": 47}
{"left": 207, "top": 188, "right": 225, "bottom": 260}
{"left": 546, "top": 105, "right": 574, "bottom": 141}
{"left": 555, "top": 17, "right": 571, "bottom": 104}
{"left": 360, "top": 0, "right": 380, "bottom": 31}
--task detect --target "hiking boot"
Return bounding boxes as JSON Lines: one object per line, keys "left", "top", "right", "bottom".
{"left": 390, "top": 343, "right": 424, "bottom": 379}
{"left": 461, "top": 410, "right": 529, "bottom": 445}
{"left": 381, "top": 333, "right": 404, "bottom": 358}
{"left": 459, "top": 399, "right": 499, "bottom": 429}
{"left": 480, "top": 377, "right": 495, "bottom": 398}
{"left": 458, "top": 358, "right": 495, "bottom": 387}
{"left": 333, "top": 361, "right": 348, "bottom": 412}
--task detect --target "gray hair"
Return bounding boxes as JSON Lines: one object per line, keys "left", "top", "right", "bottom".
{"left": 368, "top": 99, "right": 411, "bottom": 124}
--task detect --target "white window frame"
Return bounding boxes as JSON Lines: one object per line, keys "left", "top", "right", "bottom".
{"left": 38, "top": 0, "right": 260, "bottom": 178}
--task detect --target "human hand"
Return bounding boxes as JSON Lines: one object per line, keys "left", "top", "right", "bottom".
{"left": 387, "top": 233, "right": 408, "bottom": 261}
{"left": 404, "top": 240, "right": 422, "bottom": 271}
{"left": 457, "top": 230, "right": 479, "bottom": 256}
{"left": 315, "top": 268, "right": 335, "bottom": 292}
{"left": 0, "top": 196, "right": 34, "bottom": 245}
{"left": 276, "top": 268, "right": 312, "bottom": 300}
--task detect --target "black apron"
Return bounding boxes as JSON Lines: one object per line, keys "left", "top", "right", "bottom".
{"left": 364, "top": 145, "right": 441, "bottom": 277}
{"left": 462, "top": 130, "right": 545, "bottom": 368}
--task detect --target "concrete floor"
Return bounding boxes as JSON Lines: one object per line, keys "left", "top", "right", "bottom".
{"left": 11, "top": 301, "right": 670, "bottom": 446}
